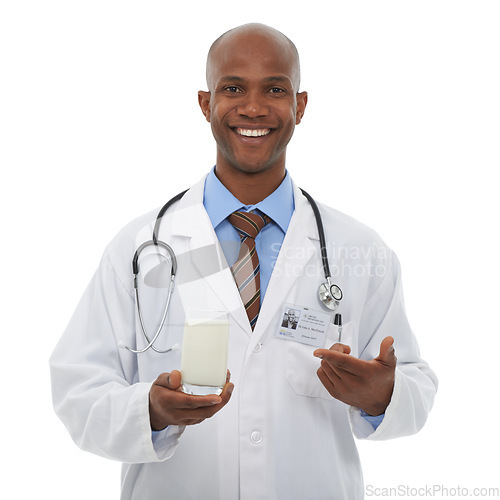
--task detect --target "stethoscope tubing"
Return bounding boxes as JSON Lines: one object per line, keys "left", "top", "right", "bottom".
{"left": 298, "top": 188, "right": 331, "bottom": 281}
{"left": 131, "top": 274, "right": 175, "bottom": 353}
{"left": 127, "top": 240, "right": 178, "bottom": 354}
{"left": 153, "top": 189, "right": 189, "bottom": 245}
{"left": 127, "top": 186, "right": 343, "bottom": 353}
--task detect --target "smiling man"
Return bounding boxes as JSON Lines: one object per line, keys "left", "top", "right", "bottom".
{"left": 50, "top": 23, "right": 437, "bottom": 500}
{"left": 198, "top": 24, "right": 306, "bottom": 205}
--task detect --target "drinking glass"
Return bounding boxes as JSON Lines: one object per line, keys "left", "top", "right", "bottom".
{"left": 181, "top": 310, "right": 229, "bottom": 396}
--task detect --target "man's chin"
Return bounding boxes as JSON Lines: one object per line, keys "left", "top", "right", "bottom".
{"left": 226, "top": 158, "right": 280, "bottom": 176}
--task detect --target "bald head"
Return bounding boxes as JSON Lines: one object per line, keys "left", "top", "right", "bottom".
{"left": 206, "top": 23, "right": 301, "bottom": 92}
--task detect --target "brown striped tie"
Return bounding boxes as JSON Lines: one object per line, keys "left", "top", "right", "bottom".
{"left": 229, "top": 211, "right": 269, "bottom": 330}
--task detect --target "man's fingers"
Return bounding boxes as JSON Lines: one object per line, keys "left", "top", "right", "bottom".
{"left": 221, "top": 381, "right": 234, "bottom": 402}
{"left": 214, "top": 382, "right": 234, "bottom": 413}
{"left": 174, "top": 382, "right": 234, "bottom": 421}
{"left": 316, "top": 366, "right": 347, "bottom": 401}
{"left": 314, "top": 337, "right": 397, "bottom": 374}
{"left": 156, "top": 370, "right": 232, "bottom": 392}
{"left": 154, "top": 371, "right": 234, "bottom": 410}
{"left": 313, "top": 347, "right": 362, "bottom": 375}
{"left": 329, "top": 343, "right": 351, "bottom": 354}
{"left": 153, "top": 371, "right": 222, "bottom": 409}
{"left": 169, "top": 391, "right": 223, "bottom": 409}
{"left": 313, "top": 343, "right": 351, "bottom": 361}
{"left": 317, "top": 361, "right": 343, "bottom": 385}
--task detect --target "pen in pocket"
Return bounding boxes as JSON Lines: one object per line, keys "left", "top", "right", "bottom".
{"left": 334, "top": 313, "right": 342, "bottom": 342}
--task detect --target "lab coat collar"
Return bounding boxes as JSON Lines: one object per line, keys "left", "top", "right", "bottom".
{"left": 293, "top": 181, "right": 320, "bottom": 241}
{"left": 169, "top": 175, "right": 211, "bottom": 238}
{"left": 168, "top": 173, "right": 314, "bottom": 240}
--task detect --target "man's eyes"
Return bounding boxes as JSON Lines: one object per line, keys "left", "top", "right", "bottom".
{"left": 222, "top": 86, "right": 287, "bottom": 94}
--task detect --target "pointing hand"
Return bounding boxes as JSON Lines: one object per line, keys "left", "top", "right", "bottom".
{"left": 313, "top": 336, "right": 396, "bottom": 416}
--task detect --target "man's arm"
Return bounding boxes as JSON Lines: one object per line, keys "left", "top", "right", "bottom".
{"left": 50, "top": 247, "right": 233, "bottom": 463}
{"left": 314, "top": 248, "right": 437, "bottom": 439}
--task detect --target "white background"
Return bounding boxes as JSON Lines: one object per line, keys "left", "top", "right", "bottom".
{"left": 1, "top": 1, "right": 499, "bottom": 498}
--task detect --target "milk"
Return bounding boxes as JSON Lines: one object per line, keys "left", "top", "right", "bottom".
{"left": 181, "top": 311, "right": 229, "bottom": 395}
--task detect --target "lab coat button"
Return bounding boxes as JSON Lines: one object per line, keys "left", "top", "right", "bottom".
{"left": 252, "top": 342, "right": 262, "bottom": 353}
{"left": 250, "top": 431, "right": 263, "bottom": 444}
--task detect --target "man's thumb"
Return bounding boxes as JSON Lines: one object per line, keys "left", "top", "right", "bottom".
{"left": 156, "top": 370, "right": 182, "bottom": 390}
{"left": 378, "top": 336, "right": 396, "bottom": 362}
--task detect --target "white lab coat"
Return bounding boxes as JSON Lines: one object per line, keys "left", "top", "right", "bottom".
{"left": 50, "top": 175, "right": 437, "bottom": 500}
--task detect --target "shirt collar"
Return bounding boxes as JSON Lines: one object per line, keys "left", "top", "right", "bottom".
{"left": 203, "top": 167, "right": 294, "bottom": 234}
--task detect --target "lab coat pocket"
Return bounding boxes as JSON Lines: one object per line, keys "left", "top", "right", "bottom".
{"left": 285, "top": 321, "right": 355, "bottom": 400}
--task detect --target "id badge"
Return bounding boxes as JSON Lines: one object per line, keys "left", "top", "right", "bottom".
{"left": 275, "top": 303, "right": 332, "bottom": 348}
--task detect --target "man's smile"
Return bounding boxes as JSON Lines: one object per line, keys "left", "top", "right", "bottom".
{"left": 235, "top": 128, "right": 271, "bottom": 137}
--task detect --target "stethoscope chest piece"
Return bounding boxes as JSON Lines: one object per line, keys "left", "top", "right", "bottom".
{"left": 318, "top": 280, "right": 343, "bottom": 311}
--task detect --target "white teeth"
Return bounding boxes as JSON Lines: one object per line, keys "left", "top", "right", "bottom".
{"left": 236, "top": 128, "right": 271, "bottom": 137}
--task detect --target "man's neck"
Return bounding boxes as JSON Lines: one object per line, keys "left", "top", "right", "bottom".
{"left": 214, "top": 164, "right": 286, "bottom": 205}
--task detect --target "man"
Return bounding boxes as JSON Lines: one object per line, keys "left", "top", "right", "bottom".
{"left": 50, "top": 23, "right": 437, "bottom": 499}
{"left": 281, "top": 308, "right": 298, "bottom": 329}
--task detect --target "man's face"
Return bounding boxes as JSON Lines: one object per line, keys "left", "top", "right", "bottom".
{"left": 199, "top": 29, "right": 307, "bottom": 176}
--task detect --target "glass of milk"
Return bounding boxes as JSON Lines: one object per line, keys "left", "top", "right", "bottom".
{"left": 181, "top": 310, "right": 229, "bottom": 396}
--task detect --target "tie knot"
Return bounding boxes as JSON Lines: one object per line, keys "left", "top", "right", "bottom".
{"left": 229, "top": 211, "right": 269, "bottom": 240}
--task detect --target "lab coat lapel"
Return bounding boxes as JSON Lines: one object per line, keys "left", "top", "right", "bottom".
{"left": 255, "top": 183, "right": 319, "bottom": 337}
{"left": 168, "top": 176, "right": 252, "bottom": 335}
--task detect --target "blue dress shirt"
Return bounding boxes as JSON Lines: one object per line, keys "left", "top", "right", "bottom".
{"left": 202, "top": 167, "right": 384, "bottom": 430}
{"left": 203, "top": 168, "right": 294, "bottom": 302}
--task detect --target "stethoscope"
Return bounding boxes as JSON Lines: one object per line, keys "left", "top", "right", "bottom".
{"left": 123, "top": 188, "right": 343, "bottom": 354}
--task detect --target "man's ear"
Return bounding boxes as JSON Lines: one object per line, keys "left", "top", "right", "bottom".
{"left": 198, "top": 91, "right": 211, "bottom": 122}
{"left": 295, "top": 91, "right": 308, "bottom": 124}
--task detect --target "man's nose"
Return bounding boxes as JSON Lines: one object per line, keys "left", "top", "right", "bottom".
{"left": 237, "top": 91, "right": 269, "bottom": 118}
